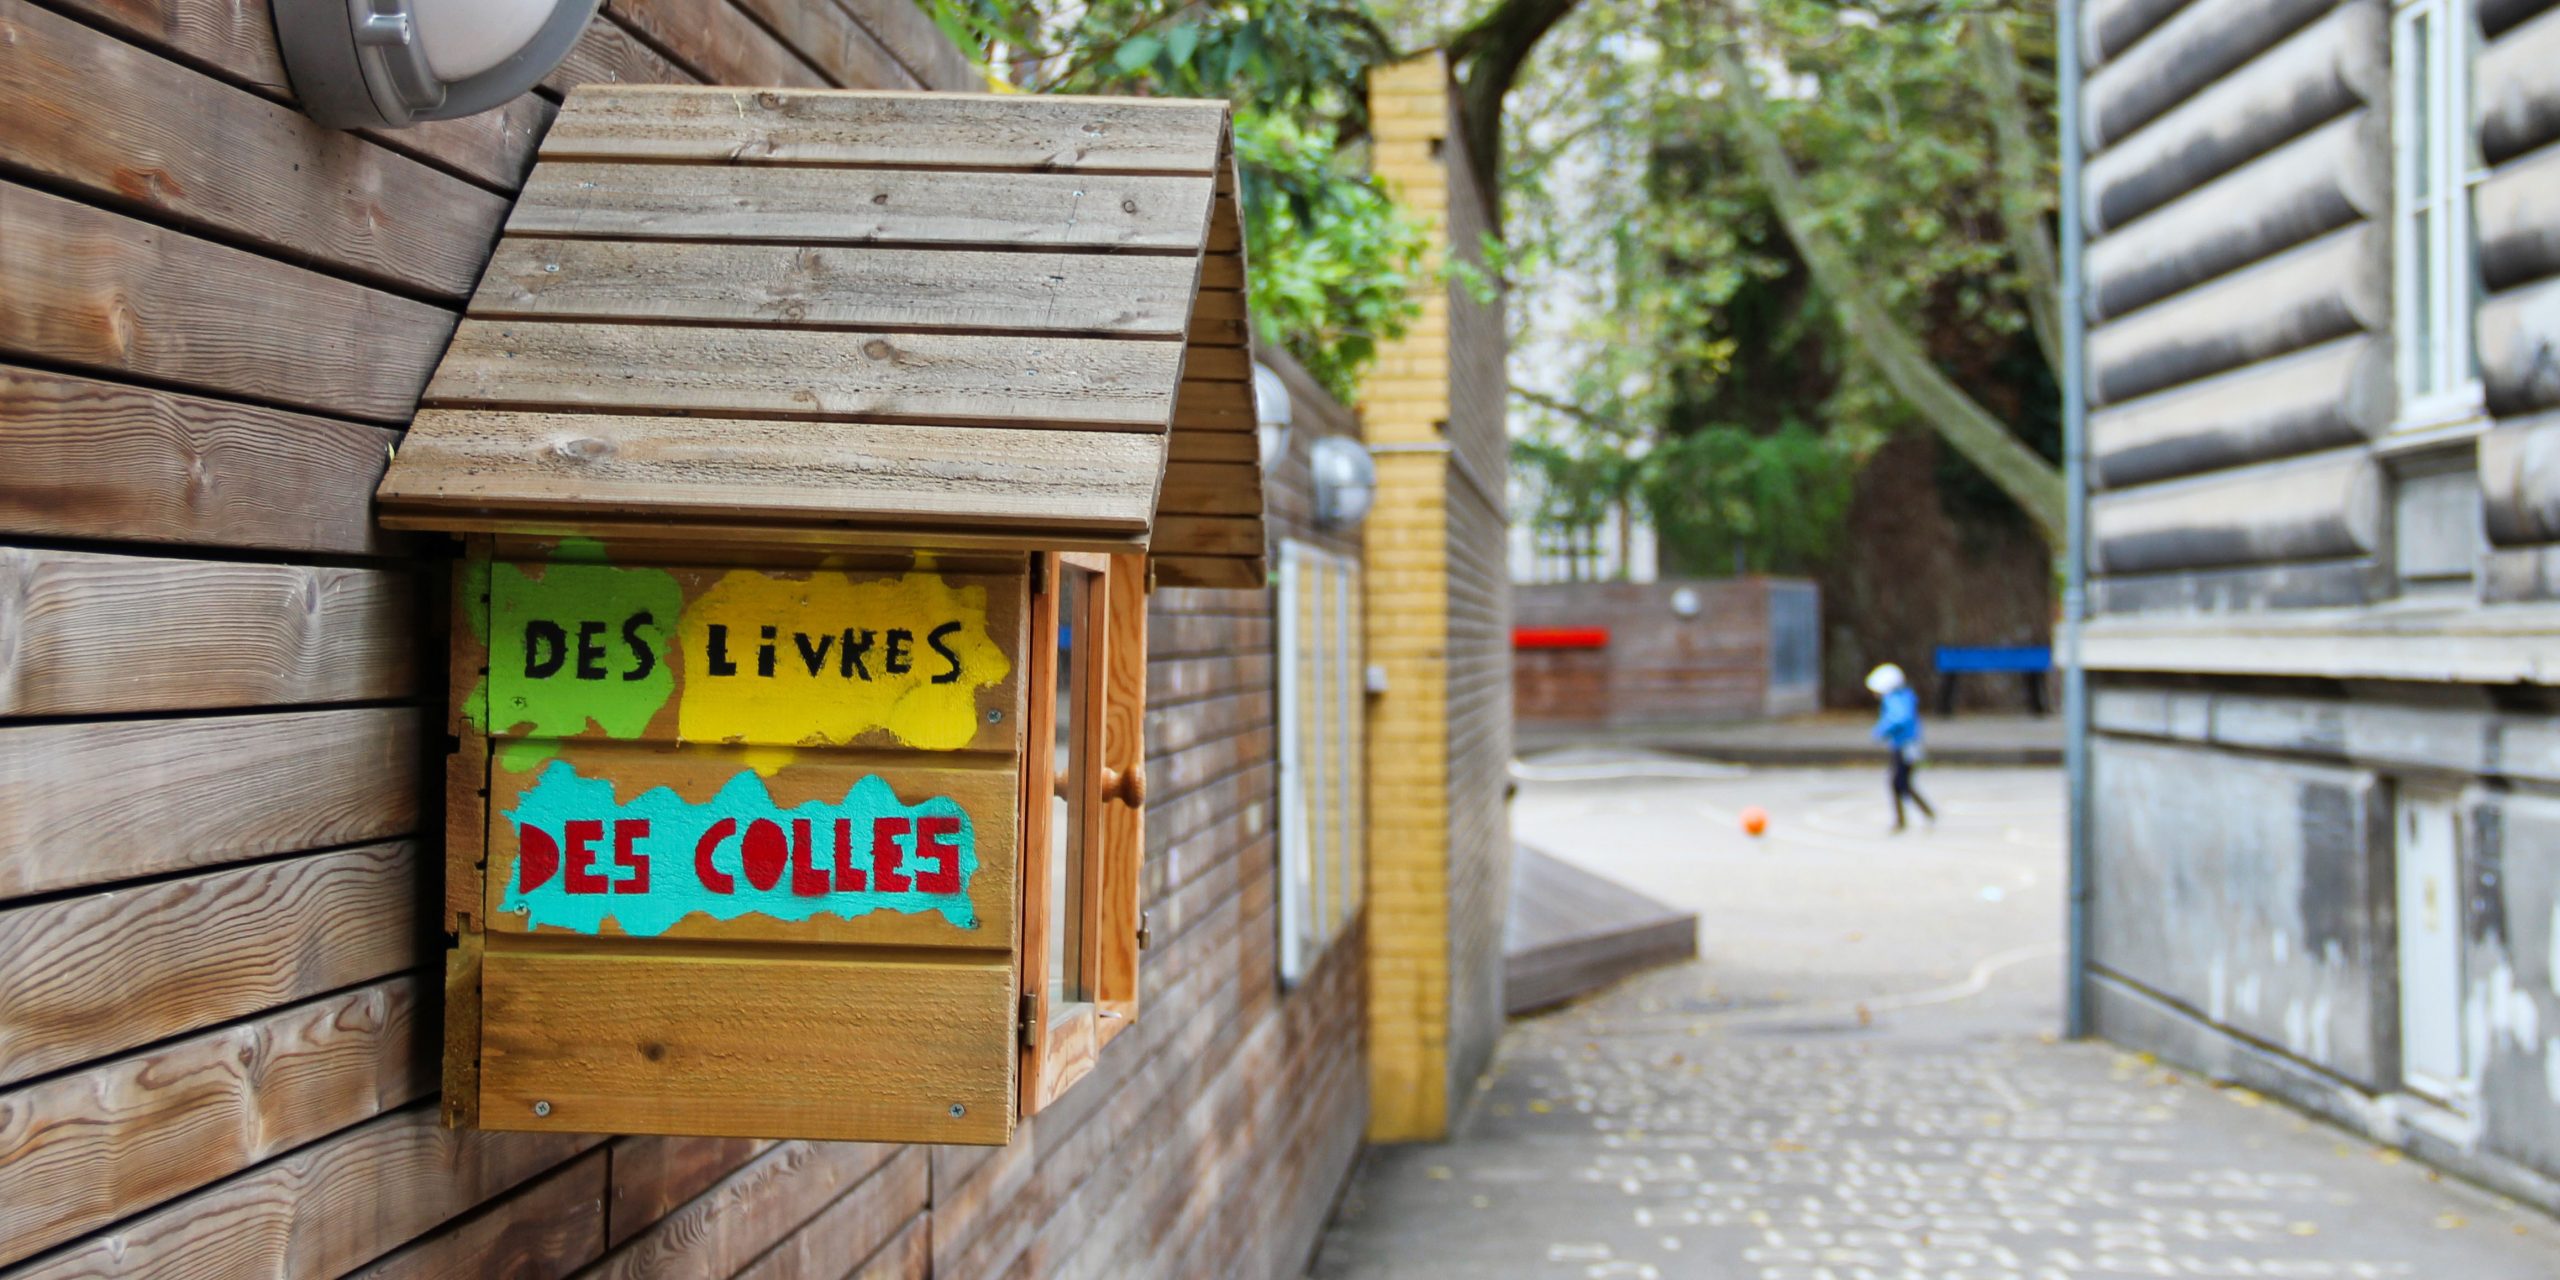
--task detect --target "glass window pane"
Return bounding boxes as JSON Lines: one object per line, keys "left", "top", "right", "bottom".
{"left": 2413, "top": 206, "right": 2437, "bottom": 395}
{"left": 2412, "top": 12, "right": 2433, "bottom": 202}
{"left": 1048, "top": 566, "right": 1090, "bottom": 1008}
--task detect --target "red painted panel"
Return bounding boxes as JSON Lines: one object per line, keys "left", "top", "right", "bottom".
{"left": 1512, "top": 626, "right": 1610, "bottom": 650}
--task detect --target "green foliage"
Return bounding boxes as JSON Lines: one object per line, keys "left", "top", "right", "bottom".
{"left": 918, "top": 0, "right": 1431, "bottom": 399}
{"left": 1503, "top": 0, "right": 2060, "bottom": 570}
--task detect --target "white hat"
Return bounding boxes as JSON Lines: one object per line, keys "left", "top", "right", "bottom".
{"left": 1865, "top": 663, "right": 1906, "bottom": 695}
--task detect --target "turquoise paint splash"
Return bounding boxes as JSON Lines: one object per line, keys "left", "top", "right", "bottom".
{"left": 500, "top": 760, "right": 980, "bottom": 937}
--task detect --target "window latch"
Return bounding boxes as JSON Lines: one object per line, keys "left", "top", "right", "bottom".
{"left": 1137, "top": 911, "right": 1153, "bottom": 952}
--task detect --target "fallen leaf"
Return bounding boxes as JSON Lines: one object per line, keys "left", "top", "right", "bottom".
{"left": 2436, "top": 1213, "right": 2467, "bottom": 1230}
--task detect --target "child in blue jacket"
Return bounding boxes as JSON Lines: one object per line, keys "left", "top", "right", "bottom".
{"left": 1867, "top": 663, "right": 1934, "bottom": 831}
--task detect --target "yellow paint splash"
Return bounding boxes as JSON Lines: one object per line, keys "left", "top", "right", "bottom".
{"left": 676, "top": 569, "right": 1011, "bottom": 763}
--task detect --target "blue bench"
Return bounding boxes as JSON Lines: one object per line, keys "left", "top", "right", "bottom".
{"left": 1933, "top": 645, "right": 2052, "bottom": 716}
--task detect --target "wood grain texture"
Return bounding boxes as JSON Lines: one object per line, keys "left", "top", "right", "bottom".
{"left": 41, "top": 0, "right": 550, "bottom": 190}
{"left": 602, "top": 0, "right": 830, "bottom": 87}
{"left": 478, "top": 949, "right": 1014, "bottom": 1143}
{"left": 1157, "top": 463, "right": 1264, "bottom": 516}
{"left": 729, "top": 1148, "right": 925, "bottom": 1280}
{"left": 0, "top": 547, "right": 418, "bottom": 717}
{"left": 1149, "top": 555, "right": 1267, "bottom": 591}
{"left": 728, "top": 0, "right": 919, "bottom": 90}
{"left": 472, "top": 240, "right": 1203, "bottom": 337}
{"left": 588, "top": 1140, "right": 892, "bottom": 1280}
{"left": 0, "top": 706, "right": 423, "bottom": 899}
{"left": 550, "top": 17, "right": 694, "bottom": 93}
{"left": 0, "top": 841, "right": 423, "bottom": 1087}
{"left": 845, "top": 1213, "right": 932, "bottom": 1280}
{"left": 1095, "top": 552, "right": 1149, "bottom": 1048}
{"left": 0, "top": 367, "right": 403, "bottom": 555}
{"left": 507, "top": 162, "right": 1214, "bottom": 253}
{"left": 835, "top": 0, "right": 983, "bottom": 91}
{"left": 5, "top": 1105, "right": 594, "bottom": 1280}
{"left": 539, "top": 87, "right": 1227, "bottom": 172}
{"left": 606, "top": 1136, "right": 770, "bottom": 1246}
{"left": 383, "top": 411, "right": 1167, "bottom": 534}
{"left": 0, "top": 979, "right": 425, "bottom": 1267}
{"left": 0, "top": 182, "right": 456, "bottom": 424}
{"left": 347, "top": 1148, "right": 609, "bottom": 1280}
{"left": 0, "top": 0, "right": 509, "bottom": 299}
{"left": 426, "top": 321, "right": 1186, "bottom": 428}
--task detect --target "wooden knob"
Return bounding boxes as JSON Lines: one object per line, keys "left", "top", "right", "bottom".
{"left": 1100, "top": 763, "right": 1146, "bottom": 807}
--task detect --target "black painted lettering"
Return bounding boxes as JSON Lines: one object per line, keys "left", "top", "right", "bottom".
{"left": 706, "top": 624, "right": 738, "bottom": 676}
{"left": 885, "top": 628, "right": 913, "bottom": 675}
{"left": 621, "top": 611, "right": 657, "bottom": 682}
{"left": 523, "top": 620, "right": 567, "bottom": 678}
{"left": 757, "top": 625, "right": 778, "bottom": 678}
{"left": 927, "top": 620, "right": 965, "bottom": 684}
{"left": 840, "top": 628, "right": 875, "bottom": 680}
{"left": 794, "top": 630, "right": 834, "bottom": 676}
{"left": 575, "top": 620, "right": 609, "bottom": 680}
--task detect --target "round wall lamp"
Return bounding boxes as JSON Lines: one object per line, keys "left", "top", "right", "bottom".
{"left": 1251, "top": 361, "right": 1294, "bottom": 471}
{"left": 1670, "top": 586, "right": 1702, "bottom": 618}
{"left": 1310, "top": 436, "right": 1378, "bottom": 530}
{"left": 275, "top": 0, "right": 602, "bottom": 129}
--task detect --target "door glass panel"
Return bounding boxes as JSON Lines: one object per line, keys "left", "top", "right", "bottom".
{"left": 1049, "top": 565, "right": 1092, "bottom": 1008}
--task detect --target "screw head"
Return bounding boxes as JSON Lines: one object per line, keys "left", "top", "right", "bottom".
{"left": 985, "top": 708, "right": 1004, "bottom": 724}
{"left": 948, "top": 1103, "right": 967, "bottom": 1118}
{"left": 532, "top": 1100, "right": 552, "bottom": 1117}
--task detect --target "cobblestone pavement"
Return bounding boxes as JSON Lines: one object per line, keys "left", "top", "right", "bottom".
{"left": 1311, "top": 765, "right": 2560, "bottom": 1279}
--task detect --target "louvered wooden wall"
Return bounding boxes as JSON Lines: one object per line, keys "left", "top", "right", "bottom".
{"left": 0, "top": 4, "right": 1366, "bottom": 1275}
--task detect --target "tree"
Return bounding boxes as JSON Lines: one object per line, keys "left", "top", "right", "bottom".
{"left": 923, "top": 0, "right": 1431, "bottom": 399}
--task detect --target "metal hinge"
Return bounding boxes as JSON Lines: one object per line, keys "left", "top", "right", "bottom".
{"left": 1019, "top": 993, "right": 1040, "bottom": 1049}
{"left": 1137, "top": 910, "right": 1153, "bottom": 952}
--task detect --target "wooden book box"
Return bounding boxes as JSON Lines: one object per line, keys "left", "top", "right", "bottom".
{"left": 376, "top": 86, "right": 1264, "bottom": 1145}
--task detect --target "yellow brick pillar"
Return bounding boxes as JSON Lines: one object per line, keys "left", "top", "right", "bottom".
{"left": 1361, "top": 53, "right": 1463, "bottom": 1143}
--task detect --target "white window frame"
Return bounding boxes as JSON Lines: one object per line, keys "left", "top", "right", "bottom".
{"left": 2391, "top": 0, "right": 2487, "bottom": 431}
{"left": 1277, "top": 540, "right": 1364, "bottom": 986}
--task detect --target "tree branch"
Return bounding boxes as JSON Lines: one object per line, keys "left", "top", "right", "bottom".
{"left": 1447, "top": 0, "right": 1584, "bottom": 224}
{"left": 1969, "top": 12, "right": 2064, "bottom": 374}
{"left": 1511, "top": 383, "right": 1635, "bottom": 433}
{"left": 1707, "top": 37, "right": 2067, "bottom": 548}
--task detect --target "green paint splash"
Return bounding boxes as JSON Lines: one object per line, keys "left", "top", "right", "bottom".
{"left": 480, "top": 556, "right": 683, "bottom": 770}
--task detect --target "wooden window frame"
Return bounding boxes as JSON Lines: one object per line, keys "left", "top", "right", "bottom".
{"left": 1020, "top": 551, "right": 1149, "bottom": 1114}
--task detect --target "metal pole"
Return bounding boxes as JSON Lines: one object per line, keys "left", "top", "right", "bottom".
{"left": 2057, "top": 0, "right": 2096, "bottom": 1040}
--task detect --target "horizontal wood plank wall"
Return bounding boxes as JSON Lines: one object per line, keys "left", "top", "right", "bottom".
{"left": 2080, "top": 0, "right": 2394, "bottom": 613}
{"left": 2477, "top": 0, "right": 2560, "bottom": 601}
{"left": 0, "top": 0, "right": 1017, "bottom": 1275}
{"left": 1, "top": 4, "right": 1364, "bottom": 1276}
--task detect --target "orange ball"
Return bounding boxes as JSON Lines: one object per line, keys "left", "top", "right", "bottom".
{"left": 1740, "top": 806, "right": 1769, "bottom": 837}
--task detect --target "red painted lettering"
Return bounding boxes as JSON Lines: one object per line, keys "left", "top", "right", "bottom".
{"left": 871, "top": 816, "right": 913, "bottom": 893}
{"left": 741, "top": 818, "right": 788, "bottom": 892}
{"left": 832, "top": 817, "right": 865, "bottom": 891}
{"left": 789, "top": 818, "right": 828, "bottom": 896}
{"left": 563, "top": 820, "right": 608, "bottom": 894}
{"left": 695, "top": 818, "right": 738, "bottom": 894}
{"left": 612, "top": 819, "right": 651, "bottom": 894}
{"left": 518, "top": 825, "right": 560, "bottom": 893}
{"left": 915, "top": 815, "right": 963, "bottom": 894}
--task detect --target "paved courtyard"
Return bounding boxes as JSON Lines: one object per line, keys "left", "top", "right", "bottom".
{"left": 1312, "top": 761, "right": 2560, "bottom": 1278}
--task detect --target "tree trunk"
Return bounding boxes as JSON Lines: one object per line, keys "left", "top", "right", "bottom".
{"left": 1710, "top": 41, "right": 2069, "bottom": 549}
{"left": 1447, "top": 0, "right": 1582, "bottom": 223}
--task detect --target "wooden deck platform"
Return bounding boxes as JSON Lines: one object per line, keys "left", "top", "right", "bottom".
{"left": 1504, "top": 844, "right": 1699, "bottom": 1015}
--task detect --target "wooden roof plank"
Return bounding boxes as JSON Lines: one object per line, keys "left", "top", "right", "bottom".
{"left": 472, "top": 241, "right": 1202, "bottom": 337}
{"left": 380, "top": 411, "right": 1164, "bottom": 533}
{"left": 425, "top": 320, "right": 1184, "bottom": 428}
{"left": 509, "top": 163, "right": 1213, "bottom": 252}
{"left": 540, "top": 86, "right": 1229, "bottom": 172}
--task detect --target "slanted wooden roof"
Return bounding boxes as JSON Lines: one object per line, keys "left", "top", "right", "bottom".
{"left": 378, "top": 86, "right": 1266, "bottom": 588}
